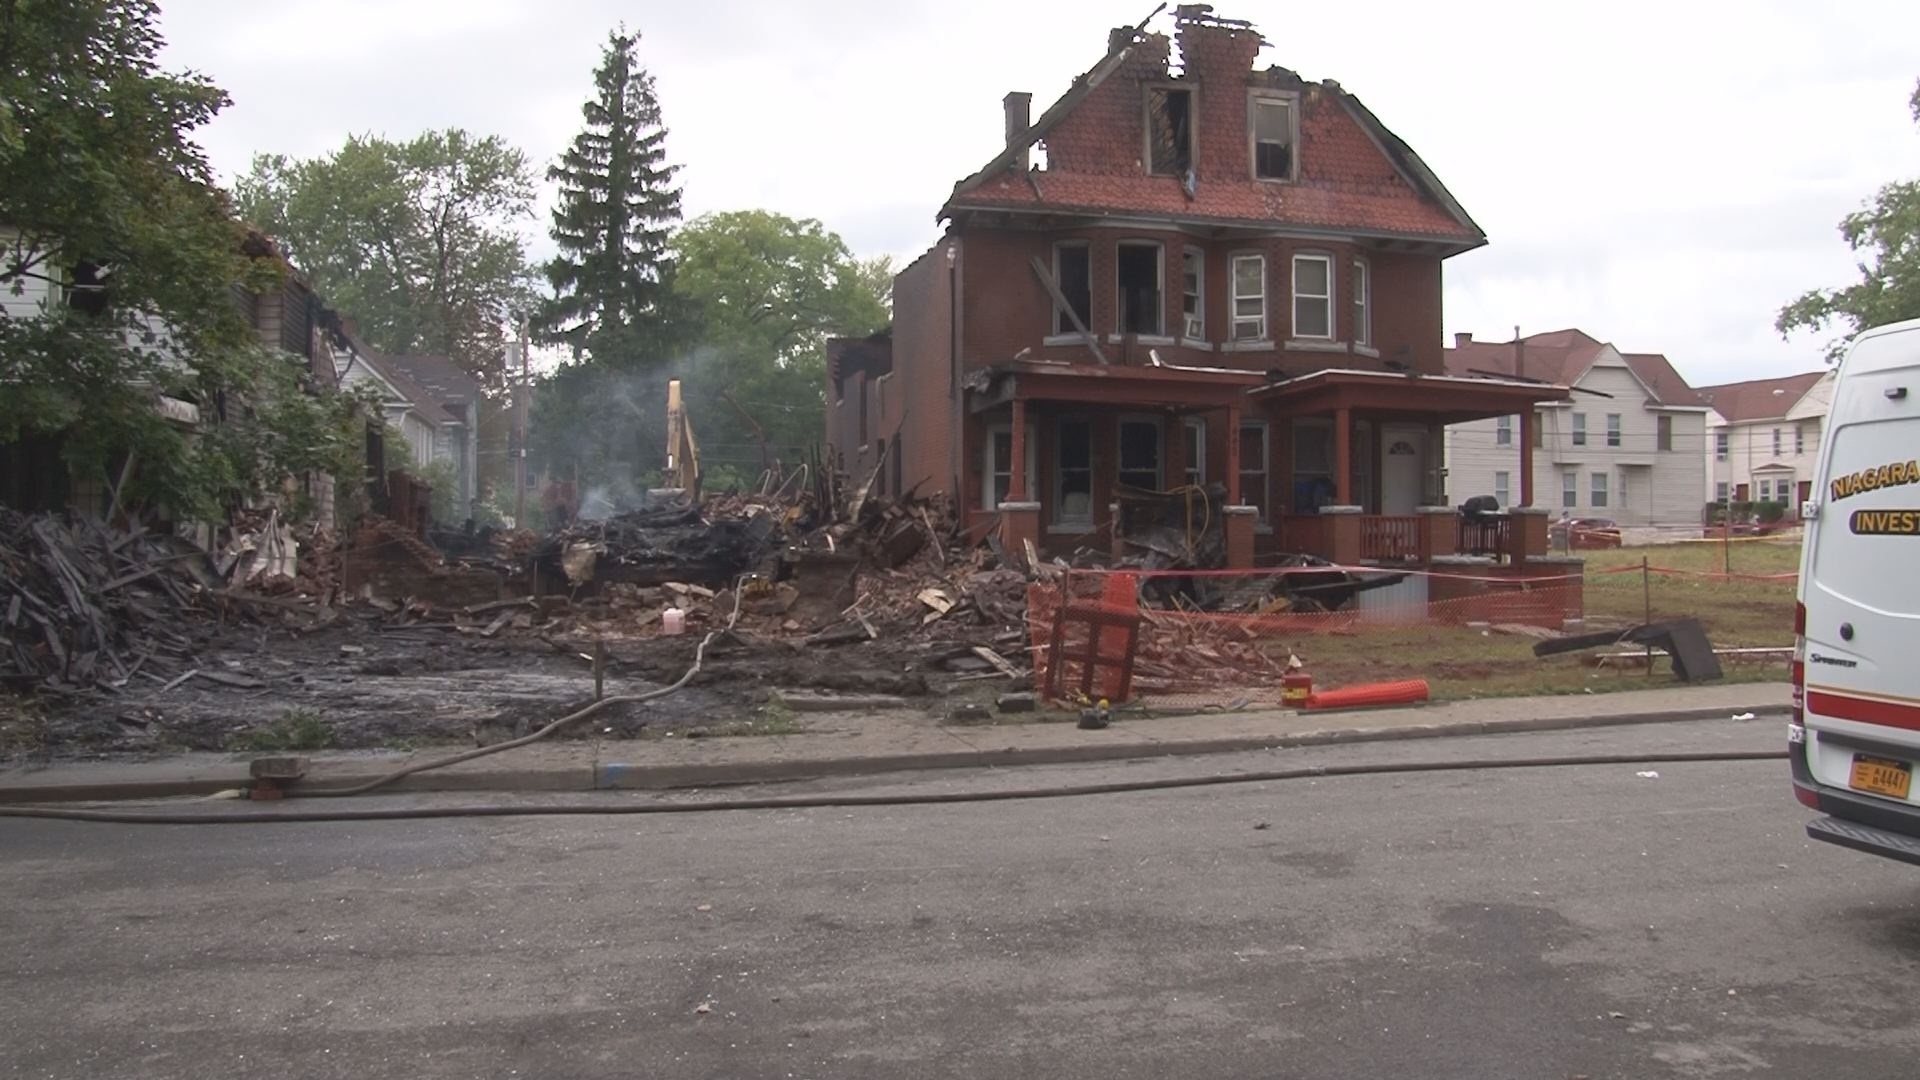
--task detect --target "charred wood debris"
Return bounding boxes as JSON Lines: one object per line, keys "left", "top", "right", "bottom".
{"left": 3, "top": 468, "right": 1394, "bottom": 707}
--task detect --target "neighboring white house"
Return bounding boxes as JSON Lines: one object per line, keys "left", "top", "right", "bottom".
{"left": 332, "top": 335, "right": 479, "bottom": 515}
{"left": 1441, "top": 329, "right": 1710, "bottom": 526}
{"left": 1698, "top": 370, "right": 1834, "bottom": 515}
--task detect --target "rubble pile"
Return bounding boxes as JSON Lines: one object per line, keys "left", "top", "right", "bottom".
{"left": 0, "top": 509, "right": 255, "bottom": 693}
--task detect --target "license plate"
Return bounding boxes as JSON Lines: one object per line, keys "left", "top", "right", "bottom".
{"left": 1849, "top": 755, "right": 1914, "bottom": 800}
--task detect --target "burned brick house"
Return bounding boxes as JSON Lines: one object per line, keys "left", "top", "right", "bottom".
{"left": 829, "top": 7, "right": 1570, "bottom": 583}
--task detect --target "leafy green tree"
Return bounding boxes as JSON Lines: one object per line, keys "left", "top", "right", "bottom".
{"left": 1778, "top": 79, "right": 1920, "bottom": 360}
{"left": 0, "top": 0, "right": 362, "bottom": 518}
{"left": 235, "top": 130, "right": 537, "bottom": 388}
{"left": 535, "top": 27, "right": 681, "bottom": 360}
{"left": 529, "top": 211, "right": 889, "bottom": 497}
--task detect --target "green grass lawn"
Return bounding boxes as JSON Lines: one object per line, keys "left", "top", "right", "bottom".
{"left": 1281, "top": 540, "right": 1800, "bottom": 703}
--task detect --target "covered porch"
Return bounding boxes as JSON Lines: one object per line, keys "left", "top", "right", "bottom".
{"left": 967, "top": 362, "right": 1569, "bottom": 570}
{"left": 1245, "top": 369, "right": 1570, "bottom": 567}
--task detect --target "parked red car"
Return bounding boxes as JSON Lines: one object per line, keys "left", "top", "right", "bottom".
{"left": 1551, "top": 517, "right": 1623, "bottom": 550}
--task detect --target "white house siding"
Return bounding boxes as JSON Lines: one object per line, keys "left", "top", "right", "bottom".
{"left": 1707, "top": 371, "right": 1834, "bottom": 511}
{"left": 1444, "top": 350, "right": 1708, "bottom": 526}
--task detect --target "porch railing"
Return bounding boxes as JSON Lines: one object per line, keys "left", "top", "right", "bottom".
{"left": 1457, "top": 515, "right": 1511, "bottom": 558}
{"left": 1359, "top": 516, "right": 1422, "bottom": 562}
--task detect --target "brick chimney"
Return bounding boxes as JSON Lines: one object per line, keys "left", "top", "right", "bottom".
{"left": 1175, "top": 17, "right": 1263, "bottom": 82}
{"left": 1454, "top": 332, "right": 1473, "bottom": 348}
{"left": 1004, "top": 91, "right": 1032, "bottom": 171}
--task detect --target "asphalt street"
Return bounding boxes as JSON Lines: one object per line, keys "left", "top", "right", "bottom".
{"left": 4, "top": 720, "right": 1917, "bottom": 1079}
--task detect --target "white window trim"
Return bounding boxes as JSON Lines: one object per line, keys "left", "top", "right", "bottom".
{"left": 1715, "top": 481, "right": 1730, "bottom": 503}
{"left": 1290, "top": 252, "right": 1334, "bottom": 341}
{"left": 1182, "top": 247, "right": 1204, "bottom": 341}
{"left": 1352, "top": 258, "right": 1371, "bottom": 348}
{"left": 1051, "top": 241, "right": 1091, "bottom": 336}
{"left": 1115, "top": 240, "right": 1165, "bottom": 338}
{"left": 1493, "top": 470, "right": 1511, "bottom": 507}
{"left": 1247, "top": 90, "right": 1301, "bottom": 183}
{"left": 1714, "top": 430, "right": 1729, "bottom": 461}
{"left": 1229, "top": 252, "right": 1266, "bottom": 343}
{"left": 1571, "top": 412, "right": 1588, "bottom": 447}
{"left": 1656, "top": 414, "right": 1674, "bottom": 452}
{"left": 1239, "top": 418, "right": 1271, "bottom": 522}
{"left": 1053, "top": 417, "right": 1094, "bottom": 528}
{"left": 1143, "top": 83, "right": 1197, "bottom": 179}
{"left": 1182, "top": 417, "right": 1207, "bottom": 488}
{"left": 1495, "top": 415, "right": 1514, "bottom": 447}
{"left": 1590, "top": 471, "right": 1609, "bottom": 507}
{"left": 1605, "top": 413, "right": 1622, "bottom": 448}
{"left": 982, "top": 423, "right": 1037, "bottom": 512}
{"left": 1561, "top": 468, "right": 1578, "bottom": 509}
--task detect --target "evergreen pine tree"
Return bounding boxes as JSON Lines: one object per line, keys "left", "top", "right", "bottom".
{"left": 534, "top": 27, "right": 681, "bottom": 359}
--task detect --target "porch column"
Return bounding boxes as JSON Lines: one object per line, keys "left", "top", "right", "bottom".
{"left": 1334, "top": 407, "right": 1353, "bottom": 505}
{"left": 1518, "top": 408, "right": 1536, "bottom": 507}
{"left": 1008, "top": 398, "right": 1029, "bottom": 502}
{"left": 1225, "top": 403, "right": 1243, "bottom": 505}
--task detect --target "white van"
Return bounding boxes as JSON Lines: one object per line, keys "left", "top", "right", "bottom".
{"left": 1792, "top": 317, "right": 1920, "bottom": 863}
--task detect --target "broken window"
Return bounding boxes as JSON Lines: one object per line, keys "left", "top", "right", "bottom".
{"left": 1352, "top": 259, "right": 1371, "bottom": 347}
{"left": 1053, "top": 243, "right": 1091, "bottom": 335}
{"left": 1231, "top": 254, "right": 1265, "bottom": 341}
{"left": 1147, "top": 87, "right": 1194, "bottom": 177}
{"left": 1251, "top": 97, "right": 1295, "bottom": 181}
{"left": 1118, "top": 418, "right": 1162, "bottom": 491}
{"left": 1116, "top": 241, "right": 1163, "bottom": 336}
{"left": 1182, "top": 249, "right": 1204, "bottom": 340}
{"left": 1291, "top": 253, "right": 1332, "bottom": 339}
{"left": 983, "top": 423, "right": 1035, "bottom": 510}
{"left": 1240, "top": 421, "right": 1269, "bottom": 517}
{"left": 1055, "top": 419, "right": 1093, "bottom": 525}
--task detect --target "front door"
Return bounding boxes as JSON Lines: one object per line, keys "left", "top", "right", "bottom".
{"left": 1381, "top": 425, "right": 1425, "bottom": 515}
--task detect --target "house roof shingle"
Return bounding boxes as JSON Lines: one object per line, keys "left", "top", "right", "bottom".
{"left": 1696, "top": 372, "right": 1826, "bottom": 422}
{"left": 942, "top": 17, "right": 1482, "bottom": 247}
{"left": 1442, "top": 330, "right": 1706, "bottom": 407}
{"left": 383, "top": 353, "right": 480, "bottom": 423}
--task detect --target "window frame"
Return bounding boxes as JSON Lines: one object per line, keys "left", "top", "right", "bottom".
{"left": 1229, "top": 253, "right": 1267, "bottom": 342}
{"left": 1290, "top": 252, "right": 1335, "bottom": 341}
{"left": 1495, "top": 414, "right": 1513, "bottom": 447}
{"left": 1714, "top": 429, "right": 1729, "bottom": 461}
{"left": 1571, "top": 412, "right": 1587, "bottom": 447}
{"left": 1239, "top": 419, "right": 1270, "bottom": 518}
{"left": 1772, "top": 427, "right": 1782, "bottom": 457}
{"left": 1493, "top": 470, "right": 1511, "bottom": 507}
{"left": 1052, "top": 417, "right": 1095, "bottom": 527}
{"left": 1181, "top": 247, "right": 1205, "bottom": 341}
{"left": 1182, "top": 417, "right": 1206, "bottom": 488}
{"left": 1116, "top": 415, "right": 1165, "bottom": 493}
{"left": 1715, "top": 481, "right": 1730, "bottom": 503}
{"left": 1591, "top": 471, "right": 1609, "bottom": 508}
{"left": 1351, "top": 258, "right": 1372, "bottom": 348}
{"left": 1561, "top": 468, "right": 1578, "bottom": 509}
{"left": 1051, "top": 241, "right": 1092, "bottom": 336}
{"left": 1605, "top": 413, "right": 1622, "bottom": 448}
{"left": 1795, "top": 423, "right": 1805, "bottom": 455}
{"left": 1115, "top": 240, "right": 1166, "bottom": 338}
{"left": 1247, "top": 91, "right": 1300, "bottom": 183}
{"left": 1656, "top": 414, "right": 1673, "bottom": 452}
{"left": 982, "top": 422, "right": 1037, "bottom": 512}
{"left": 1144, "top": 84, "right": 1197, "bottom": 179}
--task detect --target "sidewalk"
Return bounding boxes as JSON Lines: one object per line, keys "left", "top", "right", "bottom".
{"left": 0, "top": 683, "right": 1789, "bottom": 803}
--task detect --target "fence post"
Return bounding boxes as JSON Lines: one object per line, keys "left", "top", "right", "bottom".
{"left": 1642, "top": 556, "right": 1652, "bottom": 678}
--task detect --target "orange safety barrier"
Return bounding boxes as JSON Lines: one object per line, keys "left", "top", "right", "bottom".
{"left": 1305, "top": 679, "right": 1431, "bottom": 710}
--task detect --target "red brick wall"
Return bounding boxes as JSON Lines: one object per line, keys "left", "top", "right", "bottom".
{"left": 958, "top": 224, "right": 1444, "bottom": 376}
{"left": 1178, "top": 23, "right": 1263, "bottom": 183}
{"left": 1044, "top": 34, "right": 1171, "bottom": 175}
{"left": 891, "top": 239, "right": 958, "bottom": 499}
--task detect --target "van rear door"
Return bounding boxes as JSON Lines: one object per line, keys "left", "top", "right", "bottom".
{"left": 1801, "top": 323, "right": 1920, "bottom": 804}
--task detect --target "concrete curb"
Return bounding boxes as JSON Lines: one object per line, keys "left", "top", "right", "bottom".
{"left": 0, "top": 703, "right": 1787, "bottom": 804}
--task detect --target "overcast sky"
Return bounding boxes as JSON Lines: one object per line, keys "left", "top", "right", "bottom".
{"left": 157, "top": 0, "right": 1920, "bottom": 386}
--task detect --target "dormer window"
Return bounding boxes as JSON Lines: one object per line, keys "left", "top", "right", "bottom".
{"left": 1146, "top": 87, "right": 1195, "bottom": 177}
{"left": 1250, "top": 94, "right": 1297, "bottom": 181}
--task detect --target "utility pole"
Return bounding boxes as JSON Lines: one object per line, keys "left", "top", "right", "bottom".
{"left": 512, "top": 324, "right": 530, "bottom": 527}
